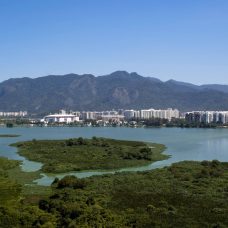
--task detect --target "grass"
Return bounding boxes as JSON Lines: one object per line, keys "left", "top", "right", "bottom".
{"left": 11, "top": 137, "right": 168, "bottom": 173}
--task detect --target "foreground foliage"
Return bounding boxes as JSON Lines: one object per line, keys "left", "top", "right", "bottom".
{"left": 0, "top": 157, "right": 21, "bottom": 205}
{"left": 12, "top": 137, "right": 167, "bottom": 173}
{"left": 1, "top": 158, "right": 228, "bottom": 227}
{"left": 0, "top": 157, "right": 56, "bottom": 227}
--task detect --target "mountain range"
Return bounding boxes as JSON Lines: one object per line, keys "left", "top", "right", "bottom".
{"left": 1, "top": 71, "right": 228, "bottom": 114}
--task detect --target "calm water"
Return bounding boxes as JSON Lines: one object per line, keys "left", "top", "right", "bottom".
{"left": 1, "top": 127, "right": 228, "bottom": 185}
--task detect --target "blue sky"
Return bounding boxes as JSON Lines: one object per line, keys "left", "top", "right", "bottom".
{"left": 0, "top": 0, "right": 227, "bottom": 84}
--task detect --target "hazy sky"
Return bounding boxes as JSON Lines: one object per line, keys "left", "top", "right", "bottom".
{"left": 0, "top": 0, "right": 228, "bottom": 84}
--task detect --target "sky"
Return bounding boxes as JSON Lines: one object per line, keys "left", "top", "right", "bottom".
{"left": 0, "top": 0, "right": 228, "bottom": 84}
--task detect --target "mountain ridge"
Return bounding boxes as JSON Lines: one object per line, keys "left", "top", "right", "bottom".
{"left": 1, "top": 71, "right": 228, "bottom": 113}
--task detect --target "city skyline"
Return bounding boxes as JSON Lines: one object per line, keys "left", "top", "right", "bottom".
{"left": 0, "top": 0, "right": 228, "bottom": 84}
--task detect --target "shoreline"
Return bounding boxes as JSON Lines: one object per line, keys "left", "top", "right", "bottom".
{"left": 1, "top": 124, "right": 227, "bottom": 129}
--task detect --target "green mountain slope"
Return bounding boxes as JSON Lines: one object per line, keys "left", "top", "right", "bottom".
{"left": 0, "top": 71, "right": 228, "bottom": 113}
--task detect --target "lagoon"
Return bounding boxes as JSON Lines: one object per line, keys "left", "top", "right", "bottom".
{"left": 0, "top": 127, "right": 228, "bottom": 185}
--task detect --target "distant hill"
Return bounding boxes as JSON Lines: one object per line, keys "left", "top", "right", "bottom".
{"left": 1, "top": 71, "right": 228, "bottom": 114}
{"left": 200, "top": 84, "right": 228, "bottom": 93}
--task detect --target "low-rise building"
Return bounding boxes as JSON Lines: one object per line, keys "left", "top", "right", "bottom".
{"left": 43, "top": 113, "right": 79, "bottom": 123}
{"left": 101, "top": 114, "right": 124, "bottom": 122}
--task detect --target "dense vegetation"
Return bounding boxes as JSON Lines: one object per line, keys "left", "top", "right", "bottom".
{"left": 0, "top": 157, "right": 55, "bottom": 227}
{"left": 0, "top": 157, "right": 21, "bottom": 205}
{"left": 165, "top": 118, "right": 226, "bottom": 128}
{"left": 12, "top": 137, "right": 167, "bottom": 173}
{"left": 41, "top": 160, "right": 228, "bottom": 227}
{"left": 1, "top": 159, "right": 228, "bottom": 227}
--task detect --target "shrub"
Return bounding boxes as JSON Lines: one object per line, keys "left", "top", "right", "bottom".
{"left": 201, "top": 160, "right": 210, "bottom": 166}
{"left": 211, "top": 160, "right": 220, "bottom": 168}
{"left": 57, "top": 176, "right": 86, "bottom": 189}
{"left": 65, "top": 139, "right": 74, "bottom": 146}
